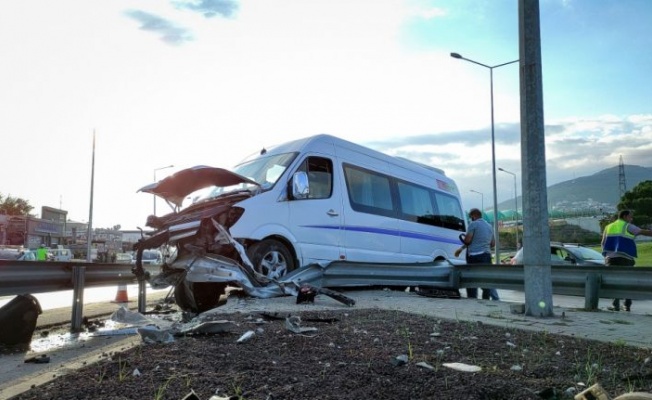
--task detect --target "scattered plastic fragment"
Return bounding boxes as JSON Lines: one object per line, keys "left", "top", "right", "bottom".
{"left": 416, "top": 361, "right": 435, "bottom": 371}
{"left": 137, "top": 326, "right": 175, "bottom": 344}
{"left": 442, "top": 362, "right": 481, "bottom": 372}
{"left": 236, "top": 330, "right": 255, "bottom": 343}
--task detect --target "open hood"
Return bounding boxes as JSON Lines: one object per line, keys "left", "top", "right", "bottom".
{"left": 138, "top": 165, "right": 260, "bottom": 207}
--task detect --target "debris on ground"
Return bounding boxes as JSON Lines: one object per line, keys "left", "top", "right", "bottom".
{"left": 284, "top": 315, "right": 318, "bottom": 334}
{"left": 575, "top": 383, "right": 652, "bottom": 400}
{"left": 175, "top": 320, "right": 236, "bottom": 336}
{"left": 137, "top": 326, "right": 175, "bottom": 344}
{"left": 9, "top": 309, "right": 652, "bottom": 399}
{"left": 81, "top": 316, "right": 105, "bottom": 332}
{"left": 110, "top": 306, "right": 156, "bottom": 325}
{"left": 236, "top": 330, "right": 255, "bottom": 343}
{"left": 24, "top": 354, "right": 50, "bottom": 364}
{"left": 442, "top": 362, "right": 482, "bottom": 372}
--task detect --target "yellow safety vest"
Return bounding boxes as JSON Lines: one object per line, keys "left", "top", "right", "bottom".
{"left": 602, "top": 219, "right": 637, "bottom": 258}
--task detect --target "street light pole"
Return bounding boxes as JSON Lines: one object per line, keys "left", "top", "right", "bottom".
{"left": 498, "top": 167, "right": 519, "bottom": 249}
{"left": 470, "top": 189, "right": 484, "bottom": 213}
{"left": 153, "top": 165, "right": 174, "bottom": 216}
{"left": 451, "top": 52, "right": 518, "bottom": 265}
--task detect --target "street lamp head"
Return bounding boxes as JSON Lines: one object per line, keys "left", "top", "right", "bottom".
{"left": 450, "top": 52, "right": 463, "bottom": 59}
{"left": 498, "top": 167, "right": 516, "bottom": 176}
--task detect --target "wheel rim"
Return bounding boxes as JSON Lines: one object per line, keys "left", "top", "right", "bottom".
{"left": 259, "top": 250, "right": 287, "bottom": 280}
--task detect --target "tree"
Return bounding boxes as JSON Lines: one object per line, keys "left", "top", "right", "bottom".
{"left": 0, "top": 193, "right": 34, "bottom": 216}
{"left": 618, "top": 180, "right": 652, "bottom": 228}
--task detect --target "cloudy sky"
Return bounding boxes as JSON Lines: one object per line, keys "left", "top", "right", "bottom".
{"left": 1, "top": 0, "right": 651, "bottom": 230}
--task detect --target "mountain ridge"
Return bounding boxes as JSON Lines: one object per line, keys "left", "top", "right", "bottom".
{"left": 497, "top": 164, "right": 652, "bottom": 211}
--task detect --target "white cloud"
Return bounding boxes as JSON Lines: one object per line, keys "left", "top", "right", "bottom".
{"left": 0, "top": 1, "right": 649, "bottom": 228}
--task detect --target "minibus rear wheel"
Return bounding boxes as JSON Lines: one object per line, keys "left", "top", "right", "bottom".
{"left": 247, "top": 239, "right": 295, "bottom": 280}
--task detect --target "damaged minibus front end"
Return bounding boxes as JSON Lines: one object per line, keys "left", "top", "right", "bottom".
{"left": 132, "top": 165, "right": 303, "bottom": 314}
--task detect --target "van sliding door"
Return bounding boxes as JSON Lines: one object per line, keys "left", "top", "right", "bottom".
{"left": 340, "top": 162, "right": 401, "bottom": 263}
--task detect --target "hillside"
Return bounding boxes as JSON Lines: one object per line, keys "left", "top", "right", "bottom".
{"left": 498, "top": 164, "right": 652, "bottom": 211}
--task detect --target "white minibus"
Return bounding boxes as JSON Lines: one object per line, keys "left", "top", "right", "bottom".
{"left": 138, "top": 134, "right": 467, "bottom": 311}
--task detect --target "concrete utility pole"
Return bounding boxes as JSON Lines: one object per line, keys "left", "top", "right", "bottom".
{"left": 86, "top": 130, "right": 96, "bottom": 264}
{"left": 519, "top": 0, "right": 553, "bottom": 317}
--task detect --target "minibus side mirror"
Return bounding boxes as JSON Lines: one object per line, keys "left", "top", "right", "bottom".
{"left": 292, "top": 171, "right": 310, "bottom": 199}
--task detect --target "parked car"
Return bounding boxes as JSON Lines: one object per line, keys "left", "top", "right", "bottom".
{"left": 48, "top": 247, "right": 73, "bottom": 262}
{"left": 131, "top": 249, "right": 162, "bottom": 266}
{"left": 17, "top": 250, "right": 37, "bottom": 261}
{"left": 510, "top": 243, "right": 605, "bottom": 266}
{"left": 0, "top": 248, "right": 22, "bottom": 260}
{"left": 0, "top": 247, "right": 36, "bottom": 261}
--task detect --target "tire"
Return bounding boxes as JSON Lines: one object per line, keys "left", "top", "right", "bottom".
{"left": 174, "top": 280, "right": 226, "bottom": 313}
{"left": 247, "top": 239, "right": 295, "bottom": 280}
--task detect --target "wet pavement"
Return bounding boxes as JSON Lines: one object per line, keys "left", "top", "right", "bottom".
{"left": 0, "top": 290, "right": 172, "bottom": 399}
{"left": 1, "top": 288, "right": 651, "bottom": 399}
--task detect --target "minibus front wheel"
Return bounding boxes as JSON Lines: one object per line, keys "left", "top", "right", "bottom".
{"left": 174, "top": 280, "right": 225, "bottom": 313}
{"left": 247, "top": 239, "right": 295, "bottom": 280}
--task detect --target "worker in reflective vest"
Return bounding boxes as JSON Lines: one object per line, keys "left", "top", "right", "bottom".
{"left": 601, "top": 209, "right": 652, "bottom": 311}
{"left": 36, "top": 244, "right": 49, "bottom": 261}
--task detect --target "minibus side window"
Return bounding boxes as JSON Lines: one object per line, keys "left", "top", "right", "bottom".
{"left": 296, "top": 157, "right": 333, "bottom": 200}
{"left": 432, "top": 192, "right": 466, "bottom": 231}
{"left": 397, "top": 181, "right": 433, "bottom": 219}
{"left": 395, "top": 179, "right": 465, "bottom": 232}
{"left": 343, "top": 164, "right": 395, "bottom": 217}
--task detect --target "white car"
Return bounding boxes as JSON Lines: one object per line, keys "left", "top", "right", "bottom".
{"left": 510, "top": 243, "right": 605, "bottom": 266}
{"left": 131, "top": 249, "right": 162, "bottom": 265}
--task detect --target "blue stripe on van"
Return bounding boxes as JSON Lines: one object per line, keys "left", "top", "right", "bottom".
{"left": 300, "top": 225, "right": 459, "bottom": 245}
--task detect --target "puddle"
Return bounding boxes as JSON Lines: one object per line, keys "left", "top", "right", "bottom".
{"left": 26, "top": 311, "right": 181, "bottom": 354}
{"left": 28, "top": 319, "right": 135, "bottom": 353}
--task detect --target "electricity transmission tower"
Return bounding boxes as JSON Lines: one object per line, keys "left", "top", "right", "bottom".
{"left": 619, "top": 155, "right": 627, "bottom": 197}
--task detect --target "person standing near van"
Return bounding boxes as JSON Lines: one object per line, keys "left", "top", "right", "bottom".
{"left": 36, "top": 244, "right": 48, "bottom": 261}
{"left": 454, "top": 208, "right": 498, "bottom": 300}
{"left": 601, "top": 209, "right": 652, "bottom": 311}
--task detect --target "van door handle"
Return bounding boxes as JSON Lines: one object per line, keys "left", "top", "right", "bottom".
{"left": 327, "top": 209, "right": 339, "bottom": 217}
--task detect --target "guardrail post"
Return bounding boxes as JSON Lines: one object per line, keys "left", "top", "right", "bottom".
{"left": 71, "top": 266, "right": 86, "bottom": 332}
{"left": 138, "top": 279, "right": 147, "bottom": 314}
{"left": 584, "top": 273, "right": 601, "bottom": 310}
{"left": 449, "top": 269, "right": 461, "bottom": 289}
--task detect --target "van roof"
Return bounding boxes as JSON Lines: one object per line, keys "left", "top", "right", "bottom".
{"left": 248, "top": 134, "right": 449, "bottom": 177}
{"left": 253, "top": 134, "right": 456, "bottom": 193}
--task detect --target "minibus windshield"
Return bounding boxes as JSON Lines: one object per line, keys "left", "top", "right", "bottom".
{"left": 197, "top": 152, "right": 297, "bottom": 201}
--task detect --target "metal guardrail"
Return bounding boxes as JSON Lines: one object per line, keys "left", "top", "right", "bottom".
{"left": 0, "top": 260, "right": 160, "bottom": 331}
{"left": 2, "top": 259, "right": 652, "bottom": 329}
{"left": 456, "top": 264, "right": 652, "bottom": 301}
{"left": 0, "top": 260, "right": 159, "bottom": 296}
{"left": 288, "top": 261, "right": 652, "bottom": 307}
